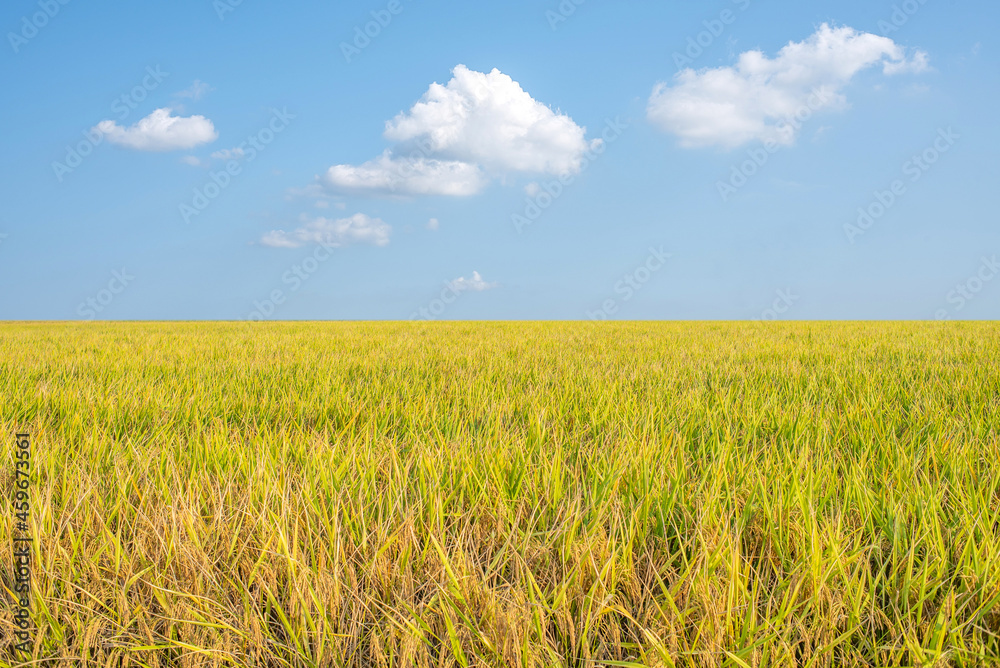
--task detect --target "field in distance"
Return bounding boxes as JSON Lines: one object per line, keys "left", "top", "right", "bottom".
{"left": 1, "top": 322, "right": 999, "bottom": 667}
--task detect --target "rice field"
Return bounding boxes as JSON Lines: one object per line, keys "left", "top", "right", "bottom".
{"left": 1, "top": 321, "right": 999, "bottom": 667}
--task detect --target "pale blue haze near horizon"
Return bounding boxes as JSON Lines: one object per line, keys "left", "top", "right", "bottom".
{"left": 0, "top": 0, "right": 997, "bottom": 320}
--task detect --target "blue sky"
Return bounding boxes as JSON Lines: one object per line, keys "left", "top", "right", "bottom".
{"left": 1, "top": 0, "right": 997, "bottom": 320}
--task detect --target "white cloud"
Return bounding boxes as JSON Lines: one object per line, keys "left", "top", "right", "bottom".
{"left": 647, "top": 24, "right": 929, "bottom": 149}
{"left": 524, "top": 182, "right": 541, "bottom": 197}
{"left": 322, "top": 64, "right": 597, "bottom": 197}
{"left": 175, "top": 80, "right": 213, "bottom": 101}
{"left": 259, "top": 230, "right": 301, "bottom": 249}
{"left": 427, "top": 218, "right": 439, "bottom": 231}
{"left": 260, "top": 213, "right": 391, "bottom": 249}
{"left": 448, "top": 271, "right": 497, "bottom": 292}
{"left": 180, "top": 147, "right": 244, "bottom": 168}
{"left": 324, "top": 150, "right": 486, "bottom": 197}
{"left": 94, "top": 108, "right": 218, "bottom": 151}
{"left": 883, "top": 50, "right": 929, "bottom": 75}
{"left": 210, "top": 147, "right": 245, "bottom": 160}
{"left": 385, "top": 64, "right": 597, "bottom": 174}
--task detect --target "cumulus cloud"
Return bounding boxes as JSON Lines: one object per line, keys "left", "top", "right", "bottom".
{"left": 385, "top": 65, "right": 597, "bottom": 174}
{"left": 647, "top": 24, "right": 929, "bottom": 149}
{"left": 325, "top": 151, "right": 486, "bottom": 197}
{"left": 260, "top": 213, "right": 391, "bottom": 249}
{"left": 322, "top": 64, "right": 598, "bottom": 197}
{"left": 448, "top": 271, "right": 498, "bottom": 292}
{"left": 427, "top": 218, "right": 439, "bottom": 231}
{"left": 95, "top": 108, "right": 218, "bottom": 151}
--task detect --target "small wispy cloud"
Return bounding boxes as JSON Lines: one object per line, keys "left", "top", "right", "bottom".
{"left": 174, "top": 80, "right": 213, "bottom": 101}
{"left": 447, "top": 271, "right": 498, "bottom": 292}
{"left": 210, "top": 147, "right": 245, "bottom": 161}
{"left": 261, "top": 213, "right": 391, "bottom": 249}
